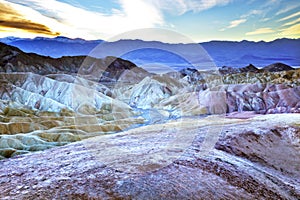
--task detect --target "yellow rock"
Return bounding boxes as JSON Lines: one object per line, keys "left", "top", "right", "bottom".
{"left": 8, "top": 122, "right": 37, "bottom": 134}
{"left": 34, "top": 132, "right": 81, "bottom": 143}
{"left": 34, "top": 132, "right": 60, "bottom": 142}
{"left": 3, "top": 107, "right": 35, "bottom": 117}
{"left": 0, "top": 123, "right": 8, "bottom": 134}
{"left": 74, "top": 116, "right": 99, "bottom": 125}
{"left": 37, "top": 111, "right": 60, "bottom": 117}
{"left": 0, "top": 115, "right": 10, "bottom": 123}
{"left": 9, "top": 117, "right": 33, "bottom": 123}
{"left": 57, "top": 133, "right": 81, "bottom": 142}
{"left": 40, "top": 120, "right": 64, "bottom": 129}
{"left": 0, "top": 148, "right": 16, "bottom": 158}
{"left": 60, "top": 108, "right": 76, "bottom": 117}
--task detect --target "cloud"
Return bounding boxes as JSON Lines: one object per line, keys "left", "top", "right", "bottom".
{"left": 1, "top": 0, "right": 234, "bottom": 39}
{"left": 186, "top": 0, "right": 232, "bottom": 12}
{"left": 279, "top": 23, "right": 300, "bottom": 36}
{"left": 241, "top": 9, "right": 262, "bottom": 18}
{"left": 278, "top": 11, "right": 300, "bottom": 22}
{"left": 2, "top": 0, "right": 165, "bottom": 39}
{"left": 219, "top": 19, "right": 247, "bottom": 31}
{"left": 227, "top": 19, "right": 247, "bottom": 28}
{"left": 152, "top": 0, "right": 232, "bottom": 15}
{"left": 0, "top": 0, "right": 59, "bottom": 35}
{"left": 219, "top": 7, "right": 265, "bottom": 32}
{"left": 282, "top": 18, "right": 300, "bottom": 27}
{"left": 260, "top": 17, "right": 271, "bottom": 22}
{"left": 119, "top": 0, "right": 164, "bottom": 26}
{"left": 276, "top": 4, "right": 300, "bottom": 15}
{"left": 245, "top": 28, "right": 275, "bottom": 35}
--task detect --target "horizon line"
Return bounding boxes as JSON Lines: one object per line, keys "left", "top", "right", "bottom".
{"left": 1, "top": 35, "right": 299, "bottom": 44}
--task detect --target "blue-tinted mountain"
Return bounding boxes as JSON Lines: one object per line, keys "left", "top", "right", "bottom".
{"left": 1, "top": 36, "right": 299, "bottom": 69}
{"left": 0, "top": 36, "right": 103, "bottom": 58}
{"left": 201, "top": 38, "right": 300, "bottom": 67}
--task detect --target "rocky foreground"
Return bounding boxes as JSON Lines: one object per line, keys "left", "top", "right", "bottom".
{"left": 0, "top": 114, "right": 300, "bottom": 199}
{"left": 0, "top": 42, "right": 300, "bottom": 199}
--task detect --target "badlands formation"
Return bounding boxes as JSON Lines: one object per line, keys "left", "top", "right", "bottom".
{"left": 0, "top": 42, "right": 299, "bottom": 199}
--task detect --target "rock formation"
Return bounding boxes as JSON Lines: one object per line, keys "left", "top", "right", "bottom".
{"left": 197, "top": 83, "right": 300, "bottom": 114}
{"left": 0, "top": 42, "right": 299, "bottom": 199}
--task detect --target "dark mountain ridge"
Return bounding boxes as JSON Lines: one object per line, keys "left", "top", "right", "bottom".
{"left": 0, "top": 42, "right": 149, "bottom": 81}
{"left": 262, "top": 62, "right": 295, "bottom": 72}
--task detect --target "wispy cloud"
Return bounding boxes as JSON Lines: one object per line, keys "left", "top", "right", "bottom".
{"left": 276, "top": 4, "right": 300, "bottom": 15}
{"left": 241, "top": 9, "right": 262, "bottom": 18}
{"left": 219, "top": 19, "right": 247, "bottom": 31}
{"left": 186, "top": 0, "right": 232, "bottom": 12}
{"left": 279, "top": 23, "right": 300, "bottom": 36}
{"left": 218, "top": 6, "right": 266, "bottom": 32}
{"left": 152, "top": 0, "right": 232, "bottom": 15}
{"left": 278, "top": 11, "right": 300, "bottom": 22}
{"left": 282, "top": 18, "right": 300, "bottom": 27}
{"left": 260, "top": 17, "right": 270, "bottom": 22}
{"left": 227, "top": 19, "right": 247, "bottom": 28}
{"left": 245, "top": 27, "right": 275, "bottom": 35}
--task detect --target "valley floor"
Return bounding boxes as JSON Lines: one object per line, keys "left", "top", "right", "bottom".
{"left": 0, "top": 113, "right": 299, "bottom": 199}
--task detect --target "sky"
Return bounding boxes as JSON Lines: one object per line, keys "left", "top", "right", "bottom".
{"left": 0, "top": 0, "right": 299, "bottom": 42}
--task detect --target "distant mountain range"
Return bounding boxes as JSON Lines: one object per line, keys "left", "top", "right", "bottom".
{"left": 0, "top": 36, "right": 103, "bottom": 58}
{"left": 1, "top": 36, "right": 299, "bottom": 70}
